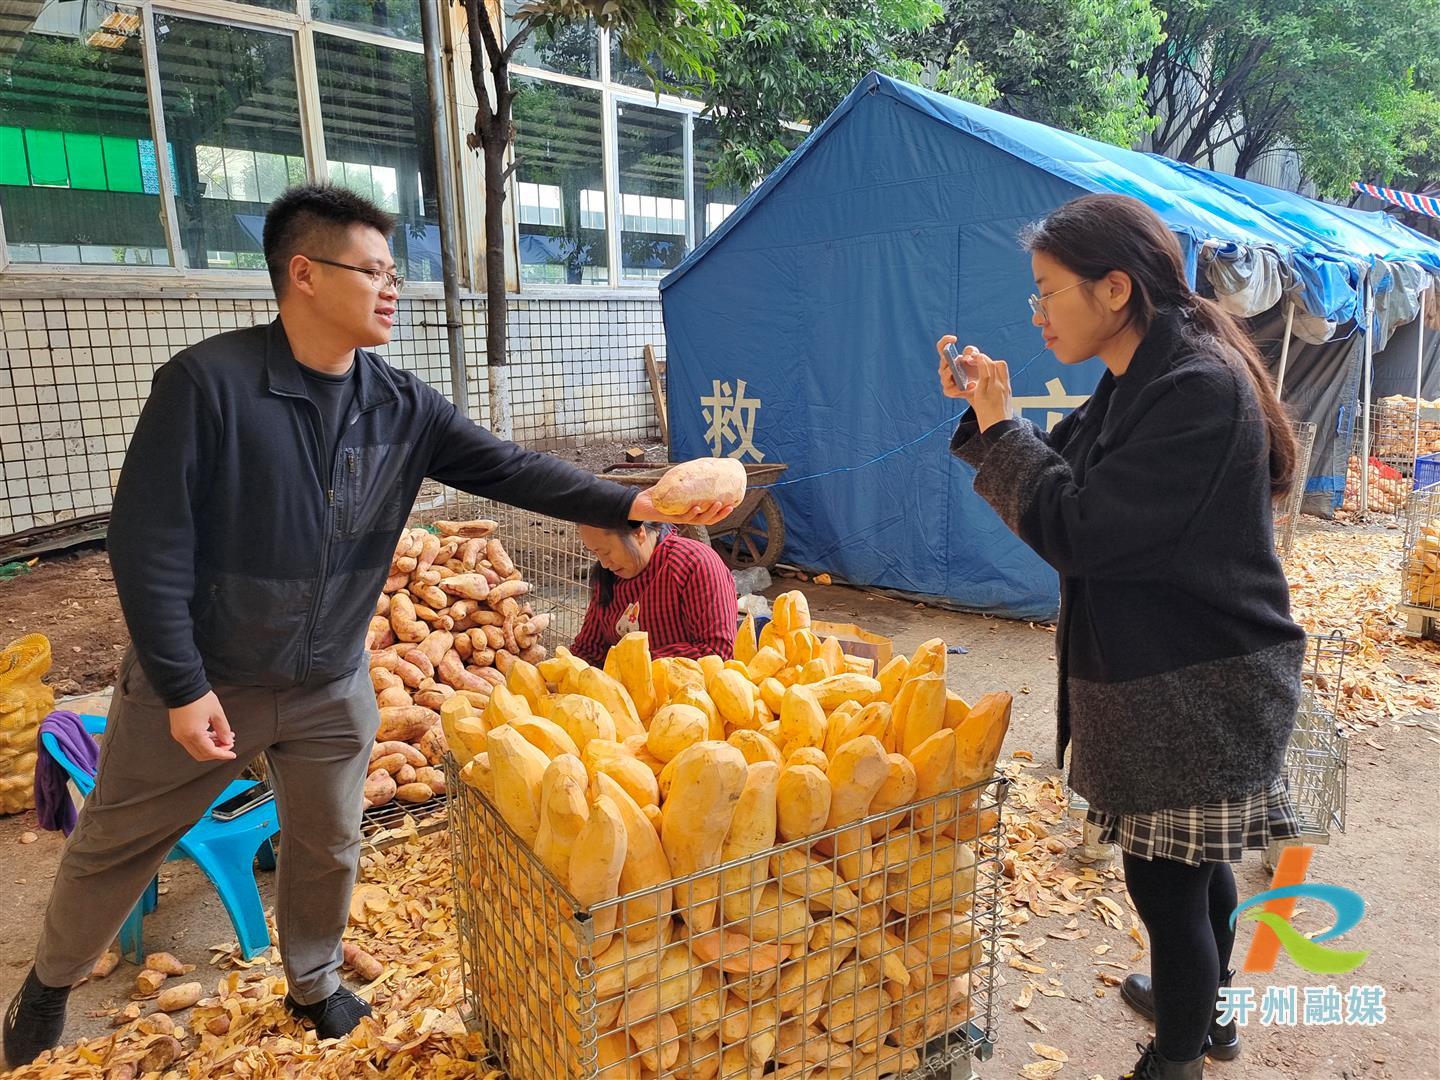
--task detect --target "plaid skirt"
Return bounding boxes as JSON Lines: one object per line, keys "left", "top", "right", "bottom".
{"left": 1086, "top": 778, "right": 1302, "bottom": 866}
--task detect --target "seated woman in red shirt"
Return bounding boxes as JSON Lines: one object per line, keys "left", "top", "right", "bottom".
{"left": 571, "top": 522, "right": 738, "bottom": 664}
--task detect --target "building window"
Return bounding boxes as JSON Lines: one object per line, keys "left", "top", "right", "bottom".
{"left": 506, "top": 2, "right": 599, "bottom": 80}
{"left": 609, "top": 37, "right": 674, "bottom": 93}
{"left": 314, "top": 34, "right": 441, "bottom": 281}
{"left": 311, "top": 0, "right": 421, "bottom": 43}
{"left": 693, "top": 117, "right": 745, "bottom": 245}
{"left": 517, "top": 181, "right": 563, "bottom": 226}
{"left": 616, "top": 101, "right": 686, "bottom": 282}
{"left": 580, "top": 188, "right": 606, "bottom": 231}
{"left": 512, "top": 77, "right": 608, "bottom": 286}
{"left": 0, "top": 1, "right": 170, "bottom": 266}
{"left": 195, "top": 147, "right": 307, "bottom": 205}
{"left": 154, "top": 15, "right": 304, "bottom": 271}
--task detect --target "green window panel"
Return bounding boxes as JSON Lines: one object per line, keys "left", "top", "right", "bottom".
{"left": 24, "top": 129, "right": 68, "bottom": 187}
{"left": 103, "top": 136, "right": 144, "bottom": 193}
{"left": 0, "top": 127, "right": 27, "bottom": 186}
{"left": 65, "top": 132, "right": 108, "bottom": 190}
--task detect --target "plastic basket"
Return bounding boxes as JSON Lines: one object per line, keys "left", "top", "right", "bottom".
{"left": 1416, "top": 454, "right": 1440, "bottom": 491}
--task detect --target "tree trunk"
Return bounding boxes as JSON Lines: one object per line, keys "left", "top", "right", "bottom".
{"left": 483, "top": 134, "right": 511, "bottom": 438}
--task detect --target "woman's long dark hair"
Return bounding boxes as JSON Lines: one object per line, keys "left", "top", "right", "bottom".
{"left": 1021, "top": 194, "right": 1297, "bottom": 500}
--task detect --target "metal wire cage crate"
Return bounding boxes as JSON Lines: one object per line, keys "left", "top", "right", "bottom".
{"left": 1399, "top": 483, "right": 1440, "bottom": 639}
{"left": 1267, "top": 632, "right": 1352, "bottom": 871}
{"left": 1345, "top": 398, "right": 1440, "bottom": 517}
{"left": 445, "top": 756, "right": 1007, "bottom": 1080}
{"left": 1367, "top": 395, "right": 1440, "bottom": 471}
{"left": 1274, "top": 421, "right": 1317, "bottom": 557}
{"left": 410, "top": 480, "right": 594, "bottom": 646}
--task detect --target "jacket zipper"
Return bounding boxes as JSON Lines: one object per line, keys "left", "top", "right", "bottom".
{"left": 296, "top": 428, "right": 340, "bottom": 684}
{"left": 296, "top": 421, "right": 364, "bottom": 683}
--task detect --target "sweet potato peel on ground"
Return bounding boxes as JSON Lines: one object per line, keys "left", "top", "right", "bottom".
{"left": 8, "top": 833, "right": 500, "bottom": 1080}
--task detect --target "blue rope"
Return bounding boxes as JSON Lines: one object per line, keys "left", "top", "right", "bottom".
{"left": 752, "top": 346, "right": 1053, "bottom": 490}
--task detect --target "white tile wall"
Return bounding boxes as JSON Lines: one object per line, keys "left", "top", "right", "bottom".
{"left": 0, "top": 294, "right": 667, "bottom": 537}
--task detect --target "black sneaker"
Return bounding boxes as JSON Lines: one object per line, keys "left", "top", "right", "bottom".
{"left": 3, "top": 967, "right": 71, "bottom": 1068}
{"left": 284, "top": 986, "right": 372, "bottom": 1040}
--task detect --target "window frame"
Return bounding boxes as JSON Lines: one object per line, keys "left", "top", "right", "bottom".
{"left": 506, "top": 50, "right": 709, "bottom": 294}
{"left": 0, "top": 0, "right": 450, "bottom": 295}
{"left": 0, "top": 0, "right": 746, "bottom": 297}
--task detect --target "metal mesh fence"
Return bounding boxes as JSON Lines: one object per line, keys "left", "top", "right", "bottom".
{"left": 446, "top": 754, "right": 1006, "bottom": 1080}
{"left": 502, "top": 301, "right": 669, "bottom": 452}
{"left": 411, "top": 480, "right": 594, "bottom": 645}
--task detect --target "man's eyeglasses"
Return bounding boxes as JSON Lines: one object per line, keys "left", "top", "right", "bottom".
{"left": 1028, "top": 278, "right": 1092, "bottom": 322}
{"left": 305, "top": 257, "right": 405, "bottom": 293}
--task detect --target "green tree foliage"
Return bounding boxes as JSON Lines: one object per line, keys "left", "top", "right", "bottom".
{"left": 910, "top": 0, "right": 1162, "bottom": 148}
{"left": 678, "top": 0, "right": 1163, "bottom": 190}
{"left": 1144, "top": 0, "right": 1440, "bottom": 197}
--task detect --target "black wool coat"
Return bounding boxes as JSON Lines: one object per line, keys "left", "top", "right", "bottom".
{"left": 952, "top": 310, "right": 1305, "bottom": 813}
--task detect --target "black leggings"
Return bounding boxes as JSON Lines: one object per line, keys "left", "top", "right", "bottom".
{"left": 1122, "top": 853, "right": 1239, "bottom": 1061}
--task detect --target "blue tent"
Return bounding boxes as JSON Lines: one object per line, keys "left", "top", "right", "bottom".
{"left": 1171, "top": 165, "right": 1440, "bottom": 503}
{"left": 1175, "top": 166, "right": 1440, "bottom": 276}
{"left": 658, "top": 73, "right": 1389, "bottom": 617}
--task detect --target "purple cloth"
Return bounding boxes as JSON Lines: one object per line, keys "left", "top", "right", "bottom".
{"left": 34, "top": 710, "right": 98, "bottom": 835}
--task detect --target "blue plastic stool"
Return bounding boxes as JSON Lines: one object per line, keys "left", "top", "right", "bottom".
{"left": 40, "top": 713, "right": 280, "bottom": 962}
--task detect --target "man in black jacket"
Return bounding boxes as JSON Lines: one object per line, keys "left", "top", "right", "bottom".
{"left": 4, "top": 185, "right": 729, "bottom": 1067}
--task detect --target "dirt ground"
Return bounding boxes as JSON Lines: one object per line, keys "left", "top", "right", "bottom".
{"left": 1, "top": 549, "right": 127, "bottom": 696}
{"left": 1, "top": 522, "right": 1437, "bottom": 1078}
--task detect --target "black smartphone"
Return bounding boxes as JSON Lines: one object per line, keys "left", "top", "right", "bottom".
{"left": 211, "top": 779, "right": 274, "bottom": 822}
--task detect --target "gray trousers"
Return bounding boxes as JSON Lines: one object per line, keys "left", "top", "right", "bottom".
{"left": 33, "top": 650, "right": 379, "bottom": 1005}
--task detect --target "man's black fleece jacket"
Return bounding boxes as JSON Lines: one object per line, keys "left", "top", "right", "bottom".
{"left": 108, "top": 318, "right": 638, "bottom": 708}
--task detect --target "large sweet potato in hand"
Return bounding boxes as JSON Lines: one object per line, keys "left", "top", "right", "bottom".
{"left": 649, "top": 458, "right": 746, "bottom": 515}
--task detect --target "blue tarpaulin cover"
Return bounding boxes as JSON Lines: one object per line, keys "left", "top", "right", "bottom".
{"left": 660, "top": 73, "right": 1432, "bottom": 617}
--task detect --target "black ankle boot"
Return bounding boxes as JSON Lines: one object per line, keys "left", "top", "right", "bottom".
{"left": 1206, "top": 969, "right": 1241, "bottom": 1060}
{"left": 1122, "top": 1040, "right": 1205, "bottom": 1079}
{"left": 1120, "top": 969, "right": 1241, "bottom": 1061}
{"left": 3, "top": 967, "right": 72, "bottom": 1068}
{"left": 285, "top": 986, "right": 372, "bottom": 1039}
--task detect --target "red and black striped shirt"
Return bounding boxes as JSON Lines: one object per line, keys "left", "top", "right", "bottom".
{"left": 571, "top": 532, "right": 737, "bottom": 665}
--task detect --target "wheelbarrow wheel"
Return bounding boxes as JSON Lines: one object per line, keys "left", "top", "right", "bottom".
{"left": 714, "top": 491, "right": 785, "bottom": 570}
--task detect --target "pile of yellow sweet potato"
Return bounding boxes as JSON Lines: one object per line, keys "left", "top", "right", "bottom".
{"left": 445, "top": 590, "right": 1012, "bottom": 1080}
{"left": 362, "top": 519, "right": 554, "bottom": 810}
{"left": 1405, "top": 522, "right": 1440, "bottom": 608}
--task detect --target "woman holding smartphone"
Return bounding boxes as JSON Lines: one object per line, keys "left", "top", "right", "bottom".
{"left": 940, "top": 194, "right": 1305, "bottom": 1080}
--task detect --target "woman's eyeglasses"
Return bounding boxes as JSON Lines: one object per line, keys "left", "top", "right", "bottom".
{"left": 1028, "top": 278, "right": 1091, "bottom": 321}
